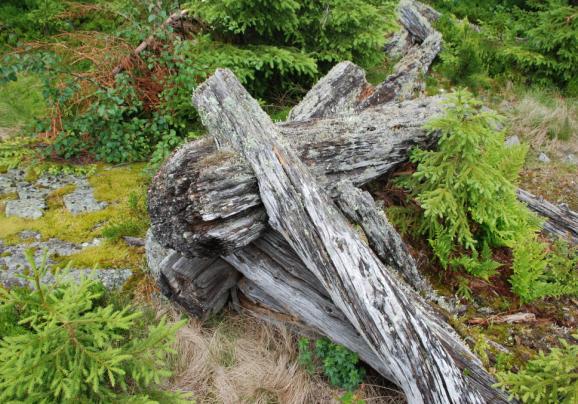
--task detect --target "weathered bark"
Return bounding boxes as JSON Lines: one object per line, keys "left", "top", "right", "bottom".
{"left": 157, "top": 251, "right": 239, "bottom": 320}
{"left": 192, "top": 68, "right": 490, "bottom": 403}
{"left": 334, "top": 180, "right": 431, "bottom": 293}
{"left": 358, "top": 1, "right": 442, "bottom": 108}
{"left": 148, "top": 96, "right": 445, "bottom": 257}
{"left": 145, "top": 229, "right": 239, "bottom": 319}
{"left": 290, "top": 1, "right": 443, "bottom": 120}
{"left": 287, "top": 61, "right": 372, "bottom": 121}
{"left": 517, "top": 188, "right": 578, "bottom": 243}
{"left": 229, "top": 233, "right": 509, "bottom": 402}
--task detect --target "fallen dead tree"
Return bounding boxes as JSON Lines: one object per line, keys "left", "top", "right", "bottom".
{"left": 145, "top": 1, "right": 574, "bottom": 401}
{"left": 191, "top": 68, "right": 495, "bottom": 403}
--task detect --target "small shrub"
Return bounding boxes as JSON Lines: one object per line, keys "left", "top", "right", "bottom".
{"left": 433, "top": 15, "right": 491, "bottom": 89}
{"left": 298, "top": 337, "right": 365, "bottom": 391}
{"left": 0, "top": 250, "right": 187, "bottom": 403}
{"left": 496, "top": 335, "right": 578, "bottom": 403}
{"left": 400, "top": 90, "right": 536, "bottom": 266}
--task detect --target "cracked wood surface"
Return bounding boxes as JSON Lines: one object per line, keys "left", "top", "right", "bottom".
{"left": 191, "top": 68, "right": 490, "bottom": 403}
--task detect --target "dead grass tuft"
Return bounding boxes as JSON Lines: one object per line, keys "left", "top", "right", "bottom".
{"left": 152, "top": 301, "right": 405, "bottom": 403}
{"left": 503, "top": 91, "right": 577, "bottom": 154}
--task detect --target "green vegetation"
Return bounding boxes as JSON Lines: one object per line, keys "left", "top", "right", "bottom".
{"left": 511, "top": 238, "right": 578, "bottom": 304}
{"left": 401, "top": 90, "right": 533, "bottom": 264}
{"left": 496, "top": 334, "right": 578, "bottom": 403}
{"left": 428, "top": 0, "right": 578, "bottom": 95}
{"left": 298, "top": 337, "right": 365, "bottom": 391}
{"left": 0, "top": 250, "right": 187, "bottom": 403}
{"left": 1, "top": 1, "right": 577, "bottom": 402}
{"left": 399, "top": 90, "right": 577, "bottom": 302}
{"left": 0, "top": 0, "right": 396, "bottom": 165}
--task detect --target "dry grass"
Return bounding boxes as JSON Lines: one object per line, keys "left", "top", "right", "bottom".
{"left": 502, "top": 91, "right": 577, "bottom": 155}
{"left": 152, "top": 301, "right": 404, "bottom": 404}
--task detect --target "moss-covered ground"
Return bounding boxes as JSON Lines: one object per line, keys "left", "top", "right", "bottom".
{"left": 0, "top": 163, "right": 149, "bottom": 270}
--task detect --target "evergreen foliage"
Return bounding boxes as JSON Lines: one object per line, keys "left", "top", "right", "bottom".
{"left": 399, "top": 90, "right": 577, "bottom": 302}
{"left": 510, "top": 237, "right": 578, "bottom": 303}
{"left": 0, "top": 0, "right": 395, "bottom": 164}
{"left": 496, "top": 334, "right": 578, "bottom": 403}
{"left": 0, "top": 250, "right": 187, "bottom": 403}
{"left": 429, "top": 0, "right": 578, "bottom": 94}
{"left": 401, "top": 90, "right": 535, "bottom": 266}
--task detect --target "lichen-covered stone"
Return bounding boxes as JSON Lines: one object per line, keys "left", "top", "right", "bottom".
{"left": 63, "top": 179, "right": 107, "bottom": 214}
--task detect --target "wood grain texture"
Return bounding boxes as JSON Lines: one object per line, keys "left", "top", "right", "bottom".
{"left": 192, "top": 68, "right": 489, "bottom": 403}
{"left": 148, "top": 96, "right": 445, "bottom": 257}
{"left": 517, "top": 188, "right": 578, "bottom": 243}
{"left": 357, "top": 1, "right": 442, "bottom": 108}
{"left": 287, "top": 61, "right": 372, "bottom": 121}
{"left": 334, "top": 180, "right": 432, "bottom": 293}
{"left": 228, "top": 233, "right": 509, "bottom": 402}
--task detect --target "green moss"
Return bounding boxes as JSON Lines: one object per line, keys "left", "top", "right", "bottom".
{"left": 0, "top": 74, "right": 46, "bottom": 129}
{"left": 57, "top": 241, "right": 144, "bottom": 269}
{"left": 0, "top": 164, "right": 149, "bottom": 270}
{"left": 365, "top": 57, "right": 395, "bottom": 85}
{"left": 89, "top": 163, "right": 148, "bottom": 203}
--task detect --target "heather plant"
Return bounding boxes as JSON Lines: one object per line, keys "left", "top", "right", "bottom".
{"left": 0, "top": 250, "right": 188, "bottom": 403}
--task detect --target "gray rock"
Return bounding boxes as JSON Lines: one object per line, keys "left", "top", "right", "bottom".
{"left": 504, "top": 135, "right": 520, "bottom": 147}
{"left": 145, "top": 229, "right": 172, "bottom": 280}
{"left": 19, "top": 230, "right": 41, "bottom": 240}
{"left": 0, "top": 176, "right": 17, "bottom": 195}
{"left": 42, "top": 268, "right": 133, "bottom": 290}
{"left": 538, "top": 152, "right": 551, "bottom": 163}
{"left": 63, "top": 179, "right": 107, "bottom": 214}
{"left": 5, "top": 198, "right": 46, "bottom": 219}
{"left": 0, "top": 238, "right": 131, "bottom": 290}
{"left": 564, "top": 153, "right": 577, "bottom": 165}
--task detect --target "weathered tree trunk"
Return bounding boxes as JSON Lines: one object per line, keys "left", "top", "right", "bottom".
{"left": 334, "top": 180, "right": 432, "bottom": 293}
{"left": 145, "top": 230, "right": 239, "bottom": 319}
{"left": 148, "top": 95, "right": 445, "bottom": 257}
{"left": 191, "top": 68, "right": 493, "bottom": 403}
{"left": 517, "top": 188, "right": 578, "bottom": 243}
{"left": 358, "top": 1, "right": 442, "bottom": 108}
{"left": 229, "top": 231, "right": 509, "bottom": 402}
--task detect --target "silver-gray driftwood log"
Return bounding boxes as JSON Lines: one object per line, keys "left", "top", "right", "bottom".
{"left": 191, "top": 68, "right": 490, "bottom": 403}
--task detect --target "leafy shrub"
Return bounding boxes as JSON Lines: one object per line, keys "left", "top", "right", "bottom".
{"left": 0, "top": 136, "right": 37, "bottom": 171}
{"left": 2, "top": 0, "right": 395, "bottom": 165}
{"left": 298, "top": 337, "right": 365, "bottom": 391}
{"left": 496, "top": 334, "right": 578, "bottom": 403}
{"left": 0, "top": 250, "right": 187, "bottom": 402}
{"left": 401, "top": 90, "right": 535, "bottom": 266}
